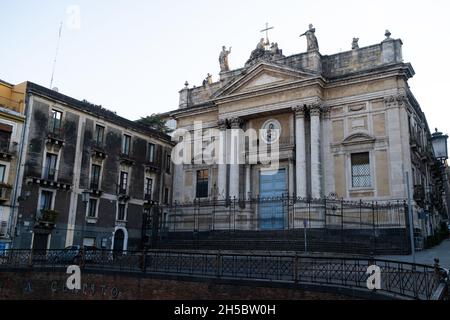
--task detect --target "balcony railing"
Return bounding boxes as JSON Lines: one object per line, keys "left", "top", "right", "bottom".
{"left": 414, "top": 185, "right": 425, "bottom": 203}
{"left": 37, "top": 209, "right": 59, "bottom": 225}
{"left": 47, "top": 120, "right": 65, "bottom": 144}
{"left": 0, "top": 220, "right": 7, "bottom": 236}
{"left": 0, "top": 183, "right": 12, "bottom": 201}
{"left": 42, "top": 168, "right": 58, "bottom": 181}
{"left": 90, "top": 181, "right": 100, "bottom": 190}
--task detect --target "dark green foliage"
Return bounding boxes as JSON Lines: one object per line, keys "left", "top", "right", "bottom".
{"left": 136, "top": 114, "right": 173, "bottom": 134}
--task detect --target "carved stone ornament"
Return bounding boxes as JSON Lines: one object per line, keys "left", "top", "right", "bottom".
{"left": 292, "top": 105, "right": 306, "bottom": 117}
{"left": 384, "top": 94, "right": 407, "bottom": 108}
{"left": 217, "top": 119, "right": 228, "bottom": 130}
{"left": 229, "top": 117, "right": 243, "bottom": 129}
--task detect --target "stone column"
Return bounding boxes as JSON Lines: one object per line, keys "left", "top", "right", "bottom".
{"left": 245, "top": 164, "right": 251, "bottom": 200}
{"left": 292, "top": 106, "right": 307, "bottom": 198}
{"left": 310, "top": 103, "right": 322, "bottom": 199}
{"left": 229, "top": 117, "right": 243, "bottom": 200}
{"left": 288, "top": 159, "right": 295, "bottom": 197}
{"left": 385, "top": 94, "right": 412, "bottom": 198}
{"left": 217, "top": 119, "right": 228, "bottom": 199}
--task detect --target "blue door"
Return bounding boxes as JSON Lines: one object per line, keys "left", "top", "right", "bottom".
{"left": 259, "top": 169, "right": 286, "bottom": 230}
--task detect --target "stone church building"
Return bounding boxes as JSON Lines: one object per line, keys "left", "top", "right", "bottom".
{"left": 168, "top": 27, "right": 442, "bottom": 238}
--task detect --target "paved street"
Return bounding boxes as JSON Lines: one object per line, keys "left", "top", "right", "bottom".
{"left": 378, "top": 238, "right": 450, "bottom": 269}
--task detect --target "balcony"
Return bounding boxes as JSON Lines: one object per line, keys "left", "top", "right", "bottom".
{"left": 89, "top": 181, "right": 102, "bottom": 196}
{"left": 42, "top": 168, "right": 58, "bottom": 182}
{"left": 413, "top": 184, "right": 425, "bottom": 204}
{"left": 36, "top": 209, "right": 59, "bottom": 228}
{"left": 144, "top": 193, "right": 152, "bottom": 201}
{"left": 91, "top": 141, "right": 106, "bottom": 159}
{"left": 0, "top": 183, "right": 12, "bottom": 202}
{"left": 0, "top": 220, "right": 7, "bottom": 237}
{"left": 144, "top": 161, "right": 160, "bottom": 174}
{"left": 117, "top": 186, "right": 130, "bottom": 202}
{"left": 119, "top": 152, "right": 135, "bottom": 166}
{"left": 46, "top": 121, "right": 65, "bottom": 147}
{"left": 0, "top": 142, "right": 15, "bottom": 161}
{"left": 28, "top": 169, "right": 71, "bottom": 190}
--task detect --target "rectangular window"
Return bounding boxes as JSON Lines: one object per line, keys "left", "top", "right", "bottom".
{"left": 43, "top": 153, "right": 58, "bottom": 180}
{"left": 166, "top": 154, "right": 171, "bottom": 174}
{"left": 147, "top": 143, "right": 155, "bottom": 163}
{"left": 49, "top": 110, "right": 62, "bottom": 134}
{"left": 0, "top": 123, "right": 12, "bottom": 152}
{"left": 39, "top": 190, "right": 53, "bottom": 211}
{"left": 0, "top": 165, "right": 5, "bottom": 183}
{"left": 83, "top": 237, "right": 95, "bottom": 247}
{"left": 90, "top": 164, "right": 101, "bottom": 190}
{"left": 119, "top": 171, "right": 128, "bottom": 193}
{"left": 94, "top": 124, "right": 105, "bottom": 146}
{"left": 164, "top": 188, "right": 169, "bottom": 204}
{"left": 145, "top": 178, "right": 153, "bottom": 197}
{"left": 122, "top": 134, "right": 131, "bottom": 155}
{"left": 351, "top": 152, "right": 371, "bottom": 188}
{"left": 87, "top": 198, "right": 97, "bottom": 218}
{"left": 196, "top": 169, "right": 209, "bottom": 198}
{"left": 117, "top": 203, "right": 126, "bottom": 221}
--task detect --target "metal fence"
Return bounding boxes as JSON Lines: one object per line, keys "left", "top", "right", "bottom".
{"left": 0, "top": 249, "right": 447, "bottom": 300}
{"left": 164, "top": 196, "right": 408, "bottom": 232}
{"left": 152, "top": 197, "right": 411, "bottom": 255}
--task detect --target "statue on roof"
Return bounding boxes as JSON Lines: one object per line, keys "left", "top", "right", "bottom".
{"left": 352, "top": 37, "right": 359, "bottom": 50}
{"left": 219, "top": 46, "right": 232, "bottom": 72}
{"left": 300, "top": 24, "right": 319, "bottom": 52}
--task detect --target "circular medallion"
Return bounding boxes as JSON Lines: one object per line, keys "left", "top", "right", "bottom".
{"left": 261, "top": 119, "right": 281, "bottom": 144}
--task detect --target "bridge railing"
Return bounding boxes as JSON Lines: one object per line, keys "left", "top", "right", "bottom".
{"left": 0, "top": 249, "right": 448, "bottom": 300}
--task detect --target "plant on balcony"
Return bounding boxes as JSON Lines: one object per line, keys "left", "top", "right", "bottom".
{"left": 0, "top": 182, "right": 12, "bottom": 189}
{"left": 40, "top": 209, "right": 59, "bottom": 224}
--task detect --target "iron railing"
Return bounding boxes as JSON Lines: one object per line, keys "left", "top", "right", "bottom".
{"left": 153, "top": 196, "right": 411, "bottom": 255}
{"left": 0, "top": 249, "right": 447, "bottom": 300}
{"left": 165, "top": 196, "right": 408, "bottom": 232}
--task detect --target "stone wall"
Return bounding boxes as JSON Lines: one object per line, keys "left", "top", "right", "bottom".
{"left": 0, "top": 269, "right": 356, "bottom": 300}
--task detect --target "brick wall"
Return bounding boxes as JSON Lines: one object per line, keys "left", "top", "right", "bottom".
{"left": 0, "top": 270, "right": 355, "bottom": 300}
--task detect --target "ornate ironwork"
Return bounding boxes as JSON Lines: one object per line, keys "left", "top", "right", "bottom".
{"left": 0, "top": 249, "right": 447, "bottom": 300}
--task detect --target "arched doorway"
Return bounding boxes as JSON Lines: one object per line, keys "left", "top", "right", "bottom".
{"left": 113, "top": 229, "right": 125, "bottom": 253}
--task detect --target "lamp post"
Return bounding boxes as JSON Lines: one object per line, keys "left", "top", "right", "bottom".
{"left": 431, "top": 129, "right": 449, "bottom": 220}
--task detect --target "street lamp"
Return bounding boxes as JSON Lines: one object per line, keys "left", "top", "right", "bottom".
{"left": 431, "top": 129, "right": 449, "bottom": 161}
{"left": 431, "top": 128, "right": 449, "bottom": 221}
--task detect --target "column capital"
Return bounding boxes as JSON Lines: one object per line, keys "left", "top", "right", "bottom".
{"left": 229, "top": 117, "right": 243, "bottom": 129}
{"left": 217, "top": 119, "right": 228, "bottom": 130}
{"left": 384, "top": 94, "right": 407, "bottom": 108}
{"left": 292, "top": 105, "right": 306, "bottom": 117}
{"left": 309, "top": 103, "right": 322, "bottom": 117}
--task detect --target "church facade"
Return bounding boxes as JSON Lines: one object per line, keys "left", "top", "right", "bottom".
{"left": 168, "top": 27, "right": 443, "bottom": 238}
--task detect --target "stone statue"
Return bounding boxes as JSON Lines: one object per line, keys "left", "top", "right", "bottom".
{"left": 300, "top": 24, "right": 319, "bottom": 52}
{"left": 270, "top": 42, "right": 281, "bottom": 55}
{"left": 219, "top": 46, "right": 231, "bottom": 72}
{"left": 247, "top": 38, "right": 268, "bottom": 62}
{"left": 256, "top": 38, "right": 267, "bottom": 50}
{"left": 352, "top": 37, "right": 359, "bottom": 50}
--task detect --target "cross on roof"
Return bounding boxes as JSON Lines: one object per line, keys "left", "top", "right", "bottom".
{"left": 260, "top": 22, "right": 274, "bottom": 45}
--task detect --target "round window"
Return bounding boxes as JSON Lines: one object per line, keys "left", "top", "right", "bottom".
{"left": 261, "top": 119, "right": 281, "bottom": 144}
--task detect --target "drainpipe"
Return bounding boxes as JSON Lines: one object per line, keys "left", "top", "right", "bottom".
{"left": 8, "top": 91, "right": 32, "bottom": 247}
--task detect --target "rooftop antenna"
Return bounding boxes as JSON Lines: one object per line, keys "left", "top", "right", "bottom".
{"left": 50, "top": 21, "right": 63, "bottom": 89}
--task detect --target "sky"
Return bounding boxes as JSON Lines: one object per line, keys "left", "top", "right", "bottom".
{"left": 1, "top": 0, "right": 450, "bottom": 135}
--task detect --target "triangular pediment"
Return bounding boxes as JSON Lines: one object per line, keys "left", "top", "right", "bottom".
{"left": 213, "top": 62, "right": 316, "bottom": 99}
{"left": 342, "top": 132, "right": 376, "bottom": 145}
